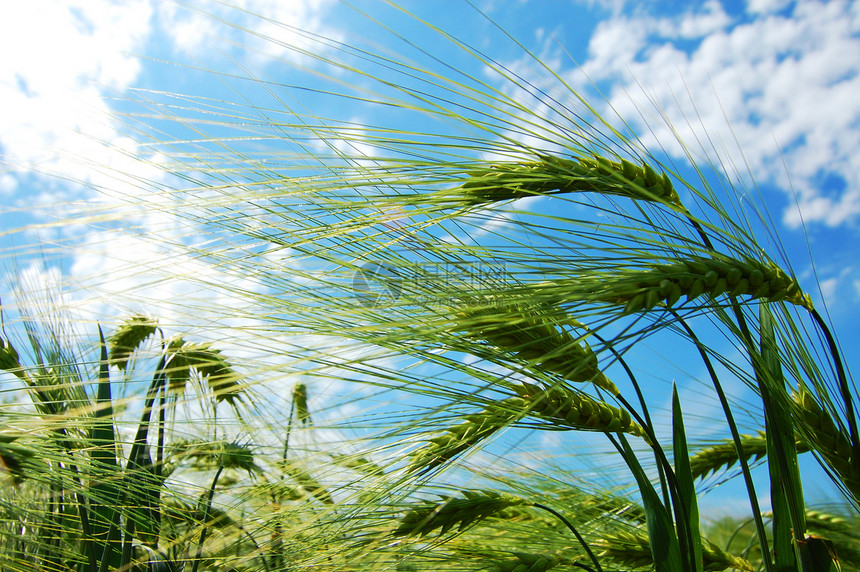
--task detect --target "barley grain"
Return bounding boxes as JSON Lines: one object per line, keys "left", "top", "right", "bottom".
{"left": 393, "top": 490, "right": 528, "bottom": 537}
{"left": 689, "top": 431, "right": 809, "bottom": 480}
{"left": 108, "top": 315, "right": 158, "bottom": 371}
{"left": 513, "top": 382, "right": 646, "bottom": 439}
{"left": 292, "top": 382, "right": 311, "bottom": 425}
{"left": 595, "top": 529, "right": 754, "bottom": 571}
{"left": 459, "top": 154, "right": 680, "bottom": 206}
{"left": 0, "top": 336, "right": 24, "bottom": 379}
{"left": 410, "top": 385, "right": 645, "bottom": 473}
{"left": 793, "top": 390, "right": 860, "bottom": 498}
{"left": 456, "top": 302, "right": 618, "bottom": 395}
{"left": 559, "top": 254, "right": 812, "bottom": 312}
{"left": 164, "top": 339, "right": 245, "bottom": 405}
{"left": 408, "top": 400, "right": 521, "bottom": 472}
{"left": 487, "top": 552, "right": 561, "bottom": 572}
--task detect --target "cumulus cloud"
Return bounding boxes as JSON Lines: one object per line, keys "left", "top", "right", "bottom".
{"left": 156, "top": 0, "right": 340, "bottom": 66}
{"left": 0, "top": 0, "right": 341, "bottom": 304}
{"left": 575, "top": 0, "right": 860, "bottom": 228}
{"left": 0, "top": 0, "right": 152, "bottom": 190}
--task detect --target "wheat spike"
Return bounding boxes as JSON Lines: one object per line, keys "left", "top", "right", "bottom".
{"left": 557, "top": 253, "right": 813, "bottom": 312}
{"left": 689, "top": 431, "right": 810, "bottom": 480}
{"left": 513, "top": 382, "right": 646, "bottom": 439}
{"left": 595, "top": 529, "right": 754, "bottom": 571}
{"left": 164, "top": 339, "right": 245, "bottom": 405}
{"left": 109, "top": 315, "right": 158, "bottom": 371}
{"left": 292, "top": 382, "right": 311, "bottom": 425}
{"left": 456, "top": 301, "right": 618, "bottom": 395}
{"left": 486, "top": 552, "right": 561, "bottom": 572}
{"left": 0, "top": 335, "right": 21, "bottom": 373}
{"left": 579, "top": 492, "right": 647, "bottom": 523}
{"left": 393, "top": 490, "right": 529, "bottom": 537}
{"left": 459, "top": 154, "right": 680, "bottom": 206}
{"left": 793, "top": 389, "right": 860, "bottom": 498}
{"left": 280, "top": 461, "right": 334, "bottom": 504}
{"left": 411, "top": 386, "right": 645, "bottom": 472}
{"left": 408, "top": 400, "right": 520, "bottom": 472}
{"left": 804, "top": 509, "right": 848, "bottom": 531}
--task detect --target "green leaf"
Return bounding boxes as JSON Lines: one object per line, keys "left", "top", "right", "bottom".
{"left": 758, "top": 304, "right": 807, "bottom": 571}
{"left": 672, "top": 385, "right": 703, "bottom": 572}
{"left": 90, "top": 326, "right": 122, "bottom": 570}
{"left": 618, "top": 434, "right": 683, "bottom": 572}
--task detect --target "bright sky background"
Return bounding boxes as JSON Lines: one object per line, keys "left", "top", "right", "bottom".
{"left": 1, "top": 0, "right": 859, "bottom": 517}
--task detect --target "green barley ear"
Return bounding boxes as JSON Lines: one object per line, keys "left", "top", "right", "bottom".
{"left": 327, "top": 452, "right": 385, "bottom": 476}
{"left": 393, "top": 490, "right": 529, "bottom": 537}
{"left": 513, "top": 382, "right": 647, "bottom": 440}
{"left": 408, "top": 399, "right": 523, "bottom": 472}
{"left": 594, "top": 529, "right": 754, "bottom": 571}
{"left": 579, "top": 492, "right": 647, "bottom": 524}
{"left": 292, "top": 382, "right": 311, "bottom": 426}
{"left": 804, "top": 509, "right": 849, "bottom": 532}
{"left": 793, "top": 389, "right": 860, "bottom": 500}
{"left": 171, "top": 439, "right": 262, "bottom": 474}
{"left": 280, "top": 460, "right": 334, "bottom": 504}
{"left": 0, "top": 434, "right": 42, "bottom": 485}
{"left": 455, "top": 301, "right": 618, "bottom": 395}
{"left": 688, "top": 431, "right": 809, "bottom": 480}
{"left": 108, "top": 314, "right": 158, "bottom": 371}
{"left": 486, "top": 552, "right": 561, "bottom": 572}
{"left": 0, "top": 335, "right": 23, "bottom": 376}
{"left": 459, "top": 154, "right": 680, "bottom": 206}
{"left": 164, "top": 339, "right": 245, "bottom": 405}
{"left": 565, "top": 253, "right": 812, "bottom": 313}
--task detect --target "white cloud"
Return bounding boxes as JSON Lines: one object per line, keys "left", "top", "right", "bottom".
{"left": 494, "top": 1, "right": 860, "bottom": 228}
{"left": 0, "top": 0, "right": 155, "bottom": 204}
{"left": 0, "top": 174, "right": 16, "bottom": 196}
{"left": 0, "top": 0, "right": 344, "bottom": 332}
{"left": 575, "top": 0, "right": 860, "bottom": 228}
{"left": 155, "top": 0, "right": 340, "bottom": 66}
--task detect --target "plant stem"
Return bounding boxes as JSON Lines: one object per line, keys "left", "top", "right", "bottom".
{"left": 191, "top": 465, "right": 225, "bottom": 572}
{"left": 532, "top": 503, "right": 604, "bottom": 572}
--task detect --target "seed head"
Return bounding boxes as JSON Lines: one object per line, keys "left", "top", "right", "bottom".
{"left": 460, "top": 154, "right": 680, "bottom": 206}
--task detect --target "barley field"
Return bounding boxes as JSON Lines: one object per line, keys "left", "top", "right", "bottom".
{"left": 1, "top": 2, "right": 858, "bottom": 571}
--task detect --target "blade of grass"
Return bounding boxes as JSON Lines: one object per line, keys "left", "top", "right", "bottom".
{"left": 758, "top": 304, "right": 808, "bottom": 571}
{"left": 672, "top": 384, "right": 703, "bottom": 572}
{"left": 615, "top": 433, "right": 683, "bottom": 572}
{"left": 671, "top": 309, "right": 774, "bottom": 572}
{"left": 90, "top": 326, "right": 123, "bottom": 571}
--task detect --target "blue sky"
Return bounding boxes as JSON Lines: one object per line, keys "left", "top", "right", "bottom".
{"left": 1, "top": 0, "right": 859, "bottom": 517}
